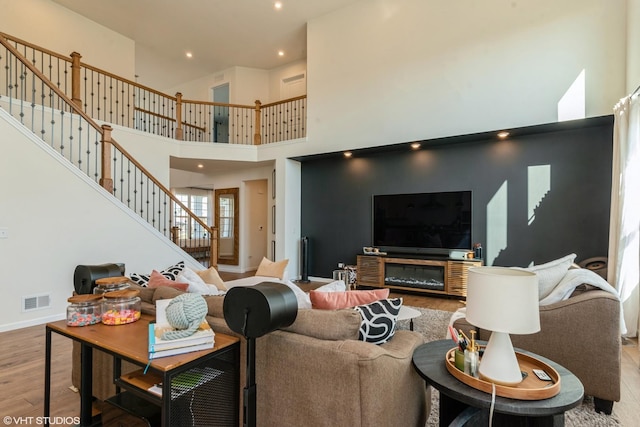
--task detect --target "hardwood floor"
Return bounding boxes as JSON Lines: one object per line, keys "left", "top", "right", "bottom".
{"left": 1, "top": 275, "right": 637, "bottom": 426}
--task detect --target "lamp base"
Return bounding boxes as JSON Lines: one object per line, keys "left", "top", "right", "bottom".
{"left": 478, "top": 331, "right": 523, "bottom": 386}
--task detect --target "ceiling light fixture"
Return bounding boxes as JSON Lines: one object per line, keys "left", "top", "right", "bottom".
{"left": 186, "top": 52, "right": 193, "bottom": 59}
{"left": 497, "top": 131, "right": 510, "bottom": 139}
{"left": 343, "top": 151, "right": 353, "bottom": 158}
{"left": 410, "top": 142, "right": 421, "bottom": 150}
{"left": 278, "top": 50, "right": 285, "bottom": 57}
{"left": 197, "top": 163, "right": 204, "bottom": 168}
{"left": 274, "top": 1, "right": 283, "bottom": 10}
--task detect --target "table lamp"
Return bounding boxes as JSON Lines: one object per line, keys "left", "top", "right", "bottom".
{"left": 466, "top": 266, "right": 540, "bottom": 385}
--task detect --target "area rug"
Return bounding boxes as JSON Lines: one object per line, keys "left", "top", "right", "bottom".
{"left": 397, "top": 306, "right": 623, "bottom": 426}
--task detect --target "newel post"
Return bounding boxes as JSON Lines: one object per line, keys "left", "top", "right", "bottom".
{"left": 100, "top": 125, "right": 113, "bottom": 194}
{"left": 70, "top": 52, "right": 82, "bottom": 109}
{"left": 175, "top": 92, "right": 183, "bottom": 141}
{"left": 209, "top": 227, "right": 219, "bottom": 269}
{"left": 253, "top": 100, "right": 262, "bottom": 145}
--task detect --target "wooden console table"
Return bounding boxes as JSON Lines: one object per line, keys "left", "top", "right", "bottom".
{"left": 357, "top": 254, "right": 481, "bottom": 297}
{"left": 44, "top": 315, "right": 239, "bottom": 427}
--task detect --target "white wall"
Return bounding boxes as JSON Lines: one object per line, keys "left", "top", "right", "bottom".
{"left": 628, "top": 0, "right": 640, "bottom": 93}
{"left": 171, "top": 164, "right": 274, "bottom": 273}
{"left": 0, "top": 0, "right": 135, "bottom": 81}
{"left": 304, "top": 0, "right": 627, "bottom": 154}
{"left": 0, "top": 110, "right": 203, "bottom": 332}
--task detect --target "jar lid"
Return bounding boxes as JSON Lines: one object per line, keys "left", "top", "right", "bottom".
{"left": 103, "top": 289, "right": 140, "bottom": 299}
{"left": 95, "top": 276, "right": 131, "bottom": 286}
{"left": 68, "top": 294, "right": 103, "bottom": 304}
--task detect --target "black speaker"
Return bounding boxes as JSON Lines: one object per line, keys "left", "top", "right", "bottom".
{"left": 299, "top": 236, "right": 310, "bottom": 283}
{"left": 73, "top": 263, "right": 125, "bottom": 294}
{"left": 223, "top": 282, "right": 298, "bottom": 339}
{"left": 223, "top": 282, "right": 297, "bottom": 427}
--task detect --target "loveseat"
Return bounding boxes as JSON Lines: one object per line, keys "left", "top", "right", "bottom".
{"left": 453, "top": 286, "right": 621, "bottom": 414}
{"left": 72, "top": 282, "right": 430, "bottom": 427}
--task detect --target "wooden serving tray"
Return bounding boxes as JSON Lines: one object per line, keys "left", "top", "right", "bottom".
{"left": 445, "top": 348, "right": 561, "bottom": 400}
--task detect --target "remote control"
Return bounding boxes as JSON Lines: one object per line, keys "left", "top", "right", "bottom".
{"left": 533, "top": 369, "right": 552, "bottom": 381}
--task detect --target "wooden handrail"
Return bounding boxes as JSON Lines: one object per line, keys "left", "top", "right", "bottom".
{"left": 0, "top": 34, "right": 213, "bottom": 240}
{"left": 0, "top": 31, "right": 72, "bottom": 63}
{"left": 181, "top": 98, "right": 255, "bottom": 109}
{"left": 260, "top": 94, "right": 307, "bottom": 109}
{"left": 80, "top": 61, "right": 177, "bottom": 101}
{"left": 133, "top": 106, "right": 206, "bottom": 132}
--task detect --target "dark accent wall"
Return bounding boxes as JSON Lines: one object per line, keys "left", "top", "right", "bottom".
{"left": 299, "top": 117, "right": 613, "bottom": 277}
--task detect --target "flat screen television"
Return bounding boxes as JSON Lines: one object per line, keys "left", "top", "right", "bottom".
{"left": 372, "top": 191, "right": 472, "bottom": 255}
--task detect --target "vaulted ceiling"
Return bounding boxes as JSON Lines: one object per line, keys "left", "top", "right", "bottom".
{"left": 52, "top": 0, "right": 360, "bottom": 89}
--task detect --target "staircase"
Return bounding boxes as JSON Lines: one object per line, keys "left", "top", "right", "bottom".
{"left": 0, "top": 33, "right": 218, "bottom": 267}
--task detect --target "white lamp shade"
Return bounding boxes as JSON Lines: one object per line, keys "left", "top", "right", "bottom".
{"left": 466, "top": 267, "right": 540, "bottom": 335}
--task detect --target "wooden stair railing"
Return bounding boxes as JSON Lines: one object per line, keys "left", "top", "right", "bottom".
{"left": 0, "top": 31, "right": 306, "bottom": 145}
{"left": 0, "top": 33, "right": 218, "bottom": 268}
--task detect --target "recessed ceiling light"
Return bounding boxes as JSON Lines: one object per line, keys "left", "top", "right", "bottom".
{"left": 186, "top": 52, "right": 193, "bottom": 59}
{"left": 274, "top": 1, "right": 283, "bottom": 10}
{"left": 497, "top": 131, "right": 510, "bottom": 139}
{"left": 197, "top": 163, "right": 204, "bottom": 168}
{"left": 343, "top": 151, "right": 353, "bottom": 158}
{"left": 410, "top": 142, "right": 421, "bottom": 150}
{"left": 278, "top": 50, "right": 285, "bottom": 57}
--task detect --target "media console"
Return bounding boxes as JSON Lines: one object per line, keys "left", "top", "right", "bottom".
{"left": 356, "top": 254, "right": 482, "bottom": 298}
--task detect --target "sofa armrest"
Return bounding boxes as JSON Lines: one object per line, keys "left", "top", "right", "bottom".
{"left": 454, "top": 289, "right": 621, "bottom": 403}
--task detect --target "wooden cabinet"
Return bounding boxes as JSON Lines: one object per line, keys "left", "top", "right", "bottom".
{"left": 356, "top": 255, "right": 481, "bottom": 298}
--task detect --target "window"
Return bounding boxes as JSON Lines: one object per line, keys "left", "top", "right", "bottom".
{"left": 218, "top": 194, "right": 234, "bottom": 238}
{"left": 173, "top": 189, "right": 210, "bottom": 239}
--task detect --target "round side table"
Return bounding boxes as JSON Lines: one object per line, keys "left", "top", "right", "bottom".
{"left": 412, "top": 339, "right": 584, "bottom": 426}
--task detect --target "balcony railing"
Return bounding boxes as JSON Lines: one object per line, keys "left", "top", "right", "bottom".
{"left": 0, "top": 31, "right": 306, "bottom": 145}
{"left": 0, "top": 32, "right": 219, "bottom": 267}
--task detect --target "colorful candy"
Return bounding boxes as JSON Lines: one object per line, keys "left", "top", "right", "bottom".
{"left": 102, "top": 308, "right": 141, "bottom": 325}
{"left": 66, "top": 312, "right": 102, "bottom": 326}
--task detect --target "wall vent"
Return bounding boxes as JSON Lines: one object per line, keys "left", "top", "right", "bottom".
{"left": 282, "top": 73, "right": 305, "bottom": 84}
{"left": 22, "top": 293, "right": 51, "bottom": 312}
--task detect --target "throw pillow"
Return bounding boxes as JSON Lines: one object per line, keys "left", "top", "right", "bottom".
{"left": 255, "top": 257, "right": 289, "bottom": 279}
{"left": 178, "top": 267, "right": 220, "bottom": 295}
{"left": 310, "top": 289, "right": 390, "bottom": 310}
{"left": 129, "top": 261, "right": 185, "bottom": 287}
{"left": 354, "top": 298, "right": 402, "bottom": 345}
{"left": 313, "top": 280, "right": 347, "bottom": 293}
{"left": 281, "top": 280, "right": 312, "bottom": 309}
{"left": 196, "top": 267, "right": 227, "bottom": 292}
{"left": 147, "top": 270, "right": 189, "bottom": 291}
{"left": 515, "top": 254, "right": 576, "bottom": 299}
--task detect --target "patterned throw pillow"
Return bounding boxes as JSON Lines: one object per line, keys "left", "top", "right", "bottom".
{"left": 129, "top": 261, "right": 185, "bottom": 287}
{"left": 354, "top": 298, "right": 402, "bottom": 345}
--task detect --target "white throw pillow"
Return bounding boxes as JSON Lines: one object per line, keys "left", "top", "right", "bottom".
{"left": 515, "top": 254, "right": 576, "bottom": 300}
{"left": 282, "top": 280, "right": 312, "bottom": 309}
{"left": 314, "top": 280, "right": 347, "bottom": 293}
{"left": 178, "top": 267, "right": 220, "bottom": 295}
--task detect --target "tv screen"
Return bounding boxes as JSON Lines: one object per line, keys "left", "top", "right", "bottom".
{"left": 372, "top": 191, "right": 472, "bottom": 255}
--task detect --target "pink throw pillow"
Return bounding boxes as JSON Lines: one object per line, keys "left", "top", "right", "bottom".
{"left": 310, "top": 289, "right": 390, "bottom": 310}
{"left": 147, "top": 270, "right": 189, "bottom": 291}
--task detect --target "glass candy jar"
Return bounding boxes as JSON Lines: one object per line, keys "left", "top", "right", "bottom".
{"left": 94, "top": 276, "right": 131, "bottom": 295}
{"left": 67, "top": 294, "right": 103, "bottom": 326}
{"left": 102, "top": 289, "right": 141, "bottom": 325}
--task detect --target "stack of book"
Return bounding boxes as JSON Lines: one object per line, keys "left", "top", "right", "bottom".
{"left": 148, "top": 299, "right": 215, "bottom": 359}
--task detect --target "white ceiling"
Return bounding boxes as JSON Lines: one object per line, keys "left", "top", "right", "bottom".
{"left": 51, "top": 0, "right": 360, "bottom": 89}
{"left": 170, "top": 157, "right": 274, "bottom": 176}
{"left": 50, "top": 0, "right": 360, "bottom": 174}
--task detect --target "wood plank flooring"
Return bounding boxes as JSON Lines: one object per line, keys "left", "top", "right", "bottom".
{"left": 1, "top": 273, "right": 637, "bottom": 426}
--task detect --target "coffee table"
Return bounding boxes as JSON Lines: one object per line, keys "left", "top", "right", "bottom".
{"left": 398, "top": 306, "right": 421, "bottom": 331}
{"left": 412, "top": 339, "right": 584, "bottom": 426}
